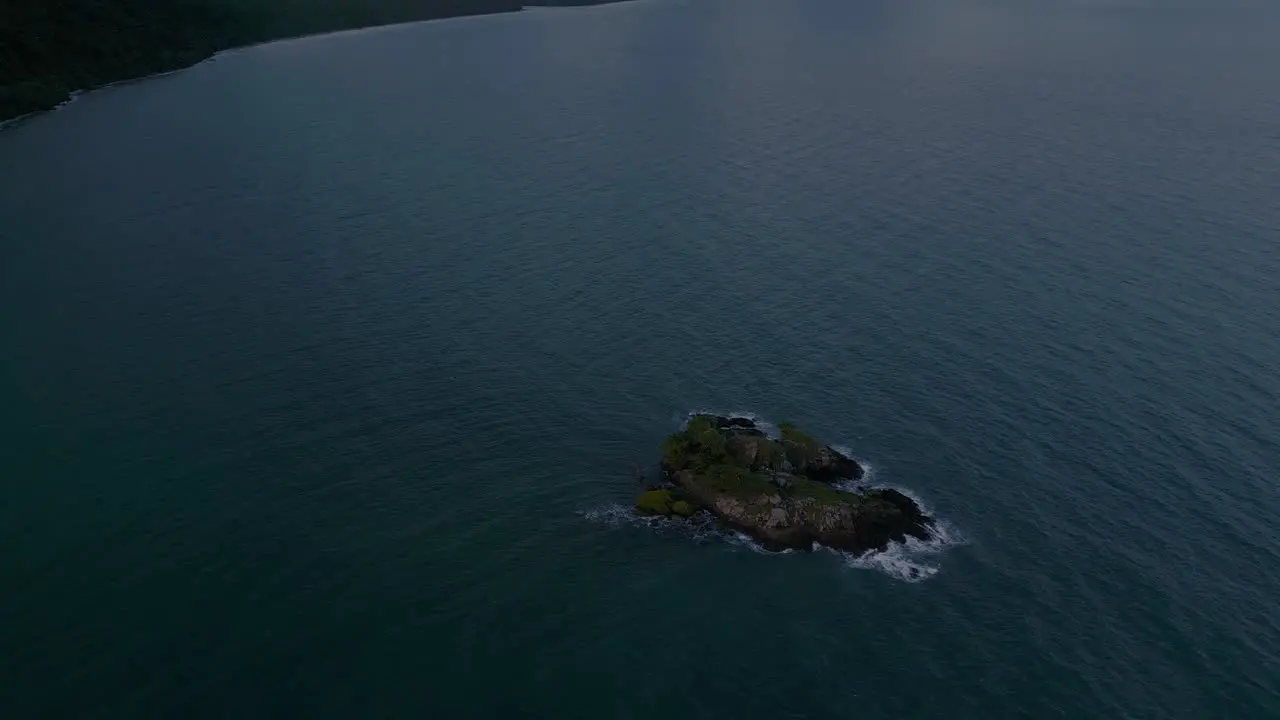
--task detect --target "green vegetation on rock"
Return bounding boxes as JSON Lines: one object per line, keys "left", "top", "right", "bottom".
{"left": 695, "top": 428, "right": 727, "bottom": 464}
{"left": 788, "top": 476, "right": 862, "bottom": 506}
{"left": 647, "top": 414, "right": 928, "bottom": 552}
{"left": 659, "top": 416, "right": 732, "bottom": 472}
{"left": 659, "top": 432, "right": 693, "bottom": 470}
{"left": 697, "top": 464, "right": 777, "bottom": 498}
{"left": 778, "top": 421, "right": 818, "bottom": 449}
{"left": 779, "top": 420, "right": 822, "bottom": 469}
{"left": 685, "top": 415, "right": 715, "bottom": 437}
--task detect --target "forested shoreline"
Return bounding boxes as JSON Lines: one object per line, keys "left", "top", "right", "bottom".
{"left": 0, "top": 0, "right": 523, "bottom": 123}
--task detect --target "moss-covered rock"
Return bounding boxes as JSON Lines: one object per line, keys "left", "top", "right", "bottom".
{"left": 636, "top": 489, "right": 674, "bottom": 515}
{"left": 670, "top": 500, "right": 696, "bottom": 517}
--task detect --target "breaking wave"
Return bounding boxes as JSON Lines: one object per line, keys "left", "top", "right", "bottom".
{"left": 822, "top": 519, "right": 965, "bottom": 583}
{"left": 832, "top": 481, "right": 965, "bottom": 582}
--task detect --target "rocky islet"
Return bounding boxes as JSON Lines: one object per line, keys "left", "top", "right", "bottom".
{"left": 636, "top": 415, "right": 933, "bottom": 553}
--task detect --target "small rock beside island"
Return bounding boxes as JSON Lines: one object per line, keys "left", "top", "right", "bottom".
{"left": 635, "top": 489, "right": 696, "bottom": 518}
{"left": 636, "top": 415, "right": 934, "bottom": 553}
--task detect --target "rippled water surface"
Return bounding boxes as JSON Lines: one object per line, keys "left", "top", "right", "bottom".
{"left": 3, "top": 0, "right": 1279, "bottom": 716}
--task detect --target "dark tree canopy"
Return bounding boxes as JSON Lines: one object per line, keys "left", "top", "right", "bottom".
{"left": 0, "top": 0, "right": 522, "bottom": 122}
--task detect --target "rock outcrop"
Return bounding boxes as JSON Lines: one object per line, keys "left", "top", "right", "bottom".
{"left": 638, "top": 415, "right": 932, "bottom": 553}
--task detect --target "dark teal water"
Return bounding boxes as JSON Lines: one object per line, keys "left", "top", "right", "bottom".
{"left": 3, "top": 0, "right": 1280, "bottom": 716}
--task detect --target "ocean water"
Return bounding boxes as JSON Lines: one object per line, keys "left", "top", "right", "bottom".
{"left": 2, "top": 0, "right": 1279, "bottom": 716}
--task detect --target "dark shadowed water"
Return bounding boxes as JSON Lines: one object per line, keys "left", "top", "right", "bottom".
{"left": 3, "top": 0, "right": 1279, "bottom": 716}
